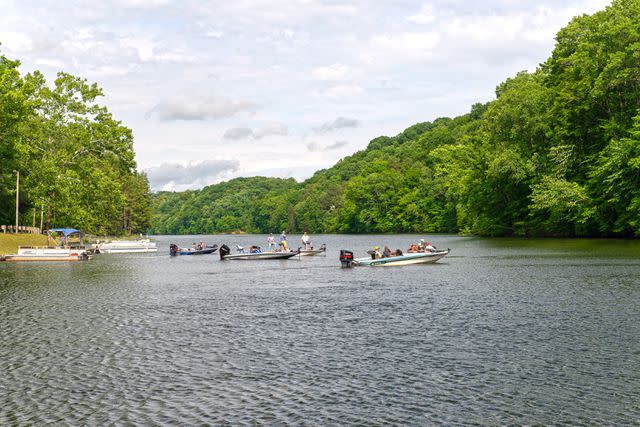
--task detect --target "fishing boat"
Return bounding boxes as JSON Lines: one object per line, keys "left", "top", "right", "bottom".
{"left": 219, "top": 244, "right": 300, "bottom": 260}
{"left": 3, "top": 246, "right": 91, "bottom": 262}
{"left": 344, "top": 248, "right": 450, "bottom": 267}
{"left": 96, "top": 238, "right": 158, "bottom": 254}
{"left": 170, "top": 244, "right": 218, "bottom": 256}
{"left": 300, "top": 243, "right": 327, "bottom": 256}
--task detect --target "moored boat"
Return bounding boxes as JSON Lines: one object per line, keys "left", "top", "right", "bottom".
{"left": 170, "top": 244, "right": 218, "bottom": 256}
{"left": 96, "top": 238, "right": 158, "bottom": 254}
{"left": 349, "top": 249, "right": 450, "bottom": 267}
{"left": 3, "top": 246, "right": 91, "bottom": 262}
{"left": 219, "top": 244, "right": 300, "bottom": 260}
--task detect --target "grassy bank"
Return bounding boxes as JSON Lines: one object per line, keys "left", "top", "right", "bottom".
{"left": 0, "top": 234, "right": 51, "bottom": 255}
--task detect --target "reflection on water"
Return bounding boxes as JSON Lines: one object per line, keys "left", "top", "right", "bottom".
{"left": 1, "top": 235, "right": 639, "bottom": 424}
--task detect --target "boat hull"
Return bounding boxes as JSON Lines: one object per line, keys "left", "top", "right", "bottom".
{"left": 172, "top": 247, "right": 218, "bottom": 256}
{"left": 97, "top": 239, "right": 158, "bottom": 254}
{"left": 4, "top": 255, "right": 89, "bottom": 261}
{"left": 3, "top": 247, "right": 91, "bottom": 262}
{"left": 353, "top": 250, "right": 449, "bottom": 266}
{"left": 100, "top": 247, "right": 158, "bottom": 253}
{"left": 299, "top": 248, "right": 326, "bottom": 256}
{"left": 221, "top": 251, "right": 300, "bottom": 260}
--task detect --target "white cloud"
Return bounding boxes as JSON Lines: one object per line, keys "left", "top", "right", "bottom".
{"left": 146, "top": 95, "right": 257, "bottom": 121}
{"left": 322, "top": 85, "right": 364, "bottom": 100}
{"left": 312, "top": 63, "right": 351, "bottom": 81}
{"left": 365, "top": 32, "right": 440, "bottom": 63}
{"left": 224, "top": 127, "right": 254, "bottom": 140}
{"left": 110, "top": 0, "right": 172, "bottom": 8}
{"left": 254, "top": 123, "right": 288, "bottom": 138}
{"left": 224, "top": 123, "right": 288, "bottom": 140}
{"left": 407, "top": 4, "right": 436, "bottom": 24}
{"left": 205, "top": 30, "right": 223, "bottom": 39}
{"left": 307, "top": 140, "right": 349, "bottom": 151}
{"left": 119, "top": 36, "right": 156, "bottom": 61}
{"left": 0, "top": 31, "right": 32, "bottom": 51}
{"left": 315, "top": 117, "right": 360, "bottom": 133}
{"left": 35, "top": 58, "right": 65, "bottom": 69}
{"left": 145, "top": 159, "right": 240, "bottom": 191}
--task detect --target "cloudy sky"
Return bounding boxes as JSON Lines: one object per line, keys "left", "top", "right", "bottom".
{"left": 1, "top": 0, "right": 610, "bottom": 191}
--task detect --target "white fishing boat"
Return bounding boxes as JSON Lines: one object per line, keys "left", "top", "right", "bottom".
{"left": 219, "top": 244, "right": 300, "bottom": 260}
{"left": 3, "top": 246, "right": 91, "bottom": 262}
{"left": 96, "top": 238, "right": 157, "bottom": 253}
{"left": 300, "top": 244, "right": 326, "bottom": 256}
{"left": 348, "top": 249, "right": 450, "bottom": 267}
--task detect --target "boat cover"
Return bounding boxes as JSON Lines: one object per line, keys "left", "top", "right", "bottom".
{"left": 49, "top": 228, "right": 82, "bottom": 237}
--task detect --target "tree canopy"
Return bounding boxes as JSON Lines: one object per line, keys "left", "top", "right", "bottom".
{"left": 0, "top": 53, "right": 151, "bottom": 235}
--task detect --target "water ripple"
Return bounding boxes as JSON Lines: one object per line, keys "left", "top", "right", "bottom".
{"left": 1, "top": 234, "right": 639, "bottom": 424}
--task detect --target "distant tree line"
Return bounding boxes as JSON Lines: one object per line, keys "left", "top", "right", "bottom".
{"left": 0, "top": 51, "right": 151, "bottom": 235}
{"left": 152, "top": 1, "right": 640, "bottom": 237}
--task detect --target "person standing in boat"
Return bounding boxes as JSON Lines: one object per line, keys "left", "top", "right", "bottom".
{"left": 301, "top": 231, "right": 311, "bottom": 250}
{"left": 279, "top": 231, "right": 288, "bottom": 251}
{"left": 267, "top": 233, "right": 276, "bottom": 251}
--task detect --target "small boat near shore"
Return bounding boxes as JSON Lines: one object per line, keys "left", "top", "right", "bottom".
{"left": 3, "top": 246, "right": 91, "bottom": 262}
{"left": 96, "top": 238, "right": 158, "bottom": 254}
{"left": 299, "top": 244, "right": 327, "bottom": 256}
{"left": 170, "top": 244, "right": 218, "bottom": 256}
{"left": 342, "top": 248, "right": 450, "bottom": 267}
{"left": 219, "top": 244, "right": 300, "bottom": 260}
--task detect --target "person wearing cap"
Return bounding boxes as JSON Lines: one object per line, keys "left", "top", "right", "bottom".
{"left": 279, "top": 231, "right": 288, "bottom": 251}
{"left": 418, "top": 239, "right": 426, "bottom": 251}
{"left": 371, "top": 245, "right": 382, "bottom": 259}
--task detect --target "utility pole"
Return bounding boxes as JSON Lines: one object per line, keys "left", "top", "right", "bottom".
{"left": 40, "top": 202, "right": 44, "bottom": 232}
{"left": 14, "top": 170, "right": 19, "bottom": 233}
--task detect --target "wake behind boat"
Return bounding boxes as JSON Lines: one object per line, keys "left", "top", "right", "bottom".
{"left": 219, "top": 244, "right": 300, "bottom": 260}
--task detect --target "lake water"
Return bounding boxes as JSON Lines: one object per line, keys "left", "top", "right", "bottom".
{"left": 1, "top": 234, "right": 639, "bottom": 425}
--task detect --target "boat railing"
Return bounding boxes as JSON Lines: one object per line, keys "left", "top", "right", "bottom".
{"left": 18, "top": 245, "right": 91, "bottom": 251}
{"left": 18, "top": 246, "right": 64, "bottom": 250}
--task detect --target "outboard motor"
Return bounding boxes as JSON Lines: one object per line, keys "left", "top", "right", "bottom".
{"left": 340, "top": 250, "right": 354, "bottom": 268}
{"left": 219, "top": 244, "right": 230, "bottom": 259}
{"left": 169, "top": 243, "right": 179, "bottom": 256}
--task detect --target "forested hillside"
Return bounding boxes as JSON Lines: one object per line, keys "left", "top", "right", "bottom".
{"left": 152, "top": 177, "right": 299, "bottom": 234}
{"left": 0, "top": 54, "right": 151, "bottom": 235}
{"left": 153, "top": 0, "right": 640, "bottom": 237}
